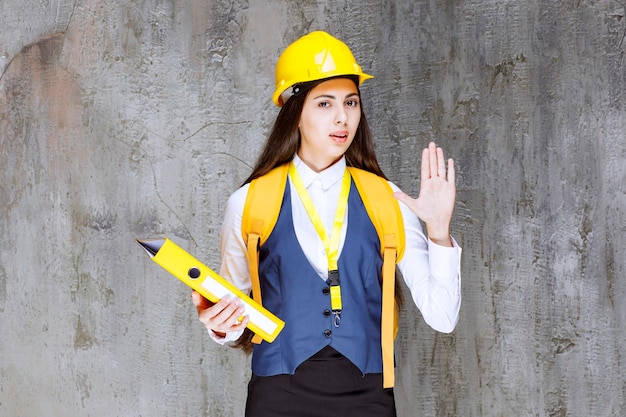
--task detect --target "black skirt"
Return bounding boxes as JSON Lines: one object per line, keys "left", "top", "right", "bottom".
{"left": 245, "top": 346, "right": 396, "bottom": 417}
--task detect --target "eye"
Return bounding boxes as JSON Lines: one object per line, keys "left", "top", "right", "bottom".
{"left": 318, "top": 101, "right": 330, "bottom": 108}
{"left": 346, "top": 99, "right": 360, "bottom": 107}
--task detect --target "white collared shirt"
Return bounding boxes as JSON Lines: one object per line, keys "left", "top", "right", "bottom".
{"left": 213, "top": 155, "right": 462, "bottom": 343}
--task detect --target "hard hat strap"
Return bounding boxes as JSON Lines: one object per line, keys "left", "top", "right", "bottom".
{"left": 280, "top": 84, "right": 301, "bottom": 105}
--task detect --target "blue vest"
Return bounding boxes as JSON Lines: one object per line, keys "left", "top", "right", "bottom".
{"left": 251, "top": 181, "right": 384, "bottom": 376}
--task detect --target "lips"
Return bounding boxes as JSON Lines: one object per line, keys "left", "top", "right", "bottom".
{"left": 330, "top": 131, "right": 349, "bottom": 143}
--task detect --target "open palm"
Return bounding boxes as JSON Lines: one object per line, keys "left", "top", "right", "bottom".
{"left": 394, "top": 142, "right": 456, "bottom": 246}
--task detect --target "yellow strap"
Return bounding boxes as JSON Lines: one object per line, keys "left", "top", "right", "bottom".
{"left": 242, "top": 165, "right": 289, "bottom": 344}
{"left": 288, "top": 162, "right": 351, "bottom": 312}
{"left": 348, "top": 167, "right": 404, "bottom": 388}
{"left": 347, "top": 167, "right": 405, "bottom": 263}
{"left": 381, "top": 234, "right": 397, "bottom": 388}
{"left": 242, "top": 165, "right": 290, "bottom": 247}
{"left": 247, "top": 221, "right": 264, "bottom": 345}
{"left": 329, "top": 285, "right": 342, "bottom": 312}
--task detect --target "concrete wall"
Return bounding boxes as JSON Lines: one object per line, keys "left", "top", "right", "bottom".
{"left": 1, "top": 0, "right": 624, "bottom": 416}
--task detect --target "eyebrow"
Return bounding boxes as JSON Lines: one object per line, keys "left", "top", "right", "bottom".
{"left": 312, "top": 92, "right": 360, "bottom": 100}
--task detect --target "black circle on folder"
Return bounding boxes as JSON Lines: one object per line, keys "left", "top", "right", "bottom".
{"left": 188, "top": 267, "right": 201, "bottom": 279}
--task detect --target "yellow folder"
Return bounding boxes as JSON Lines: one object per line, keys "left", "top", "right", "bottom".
{"left": 136, "top": 237, "right": 284, "bottom": 343}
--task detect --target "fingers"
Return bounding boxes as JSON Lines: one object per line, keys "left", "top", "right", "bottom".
{"left": 422, "top": 142, "right": 453, "bottom": 181}
{"left": 447, "top": 157, "right": 455, "bottom": 186}
{"left": 193, "top": 293, "right": 249, "bottom": 333}
{"left": 437, "top": 147, "right": 446, "bottom": 178}
{"left": 429, "top": 142, "right": 438, "bottom": 178}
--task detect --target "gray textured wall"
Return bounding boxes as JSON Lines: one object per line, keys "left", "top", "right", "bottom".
{"left": 1, "top": 0, "right": 625, "bottom": 416}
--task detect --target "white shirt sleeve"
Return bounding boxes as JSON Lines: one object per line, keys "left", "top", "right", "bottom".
{"left": 390, "top": 181, "right": 462, "bottom": 333}
{"left": 207, "top": 184, "right": 250, "bottom": 344}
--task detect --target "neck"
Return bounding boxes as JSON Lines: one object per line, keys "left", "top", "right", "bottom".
{"left": 297, "top": 151, "right": 342, "bottom": 173}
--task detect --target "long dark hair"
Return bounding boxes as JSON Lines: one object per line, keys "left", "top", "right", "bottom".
{"left": 233, "top": 76, "right": 402, "bottom": 354}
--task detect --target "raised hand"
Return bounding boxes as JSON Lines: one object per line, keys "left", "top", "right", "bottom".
{"left": 393, "top": 142, "right": 456, "bottom": 247}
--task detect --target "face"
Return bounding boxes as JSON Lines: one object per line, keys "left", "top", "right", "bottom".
{"left": 297, "top": 77, "right": 361, "bottom": 172}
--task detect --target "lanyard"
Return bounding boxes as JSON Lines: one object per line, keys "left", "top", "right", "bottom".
{"left": 288, "top": 161, "right": 351, "bottom": 326}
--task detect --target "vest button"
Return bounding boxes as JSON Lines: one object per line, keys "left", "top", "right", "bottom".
{"left": 323, "top": 309, "right": 331, "bottom": 317}
{"left": 322, "top": 287, "right": 330, "bottom": 295}
{"left": 324, "top": 329, "right": 332, "bottom": 337}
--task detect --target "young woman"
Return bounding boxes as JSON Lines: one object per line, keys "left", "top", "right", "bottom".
{"left": 191, "top": 31, "right": 461, "bottom": 417}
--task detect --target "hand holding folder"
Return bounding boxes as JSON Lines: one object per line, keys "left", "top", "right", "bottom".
{"left": 191, "top": 291, "right": 248, "bottom": 337}
{"left": 136, "top": 237, "right": 284, "bottom": 343}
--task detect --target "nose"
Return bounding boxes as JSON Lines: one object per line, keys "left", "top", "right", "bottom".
{"left": 335, "top": 106, "right": 347, "bottom": 125}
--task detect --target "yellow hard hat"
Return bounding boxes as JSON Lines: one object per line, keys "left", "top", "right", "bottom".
{"left": 272, "top": 31, "right": 373, "bottom": 106}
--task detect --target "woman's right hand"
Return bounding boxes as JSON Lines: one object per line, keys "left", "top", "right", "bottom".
{"left": 191, "top": 291, "right": 249, "bottom": 337}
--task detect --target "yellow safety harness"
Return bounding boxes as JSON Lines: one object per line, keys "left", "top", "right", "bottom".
{"left": 241, "top": 162, "right": 405, "bottom": 388}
